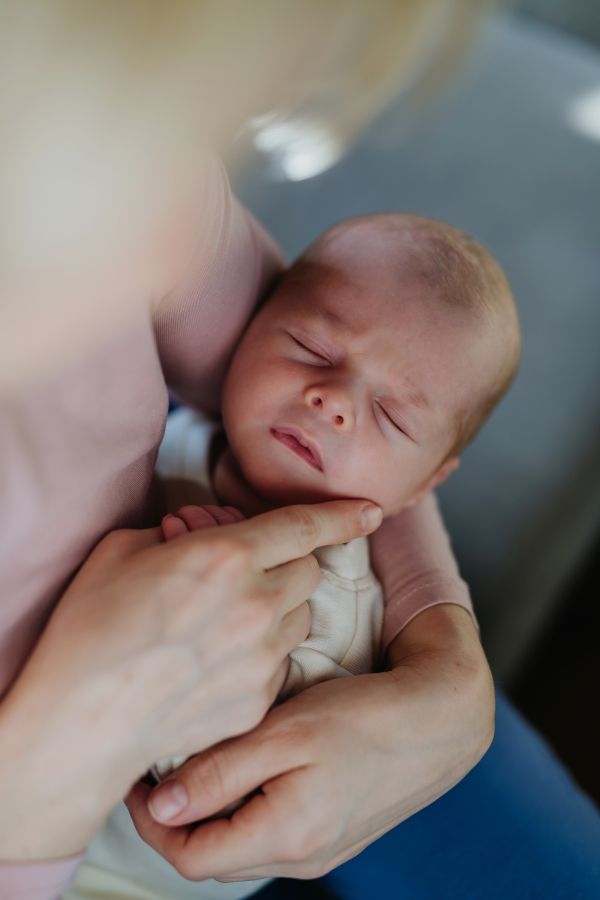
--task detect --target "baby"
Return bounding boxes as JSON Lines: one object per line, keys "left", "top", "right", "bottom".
{"left": 154, "top": 211, "right": 520, "bottom": 778}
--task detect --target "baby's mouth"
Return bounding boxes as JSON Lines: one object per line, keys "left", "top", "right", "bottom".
{"left": 270, "top": 428, "right": 323, "bottom": 472}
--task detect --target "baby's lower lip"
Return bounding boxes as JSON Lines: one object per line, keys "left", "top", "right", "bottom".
{"left": 271, "top": 429, "right": 322, "bottom": 471}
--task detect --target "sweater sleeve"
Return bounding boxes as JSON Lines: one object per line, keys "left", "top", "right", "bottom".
{"left": 0, "top": 854, "right": 83, "bottom": 900}
{"left": 154, "top": 157, "right": 285, "bottom": 413}
{"left": 370, "top": 492, "right": 477, "bottom": 653}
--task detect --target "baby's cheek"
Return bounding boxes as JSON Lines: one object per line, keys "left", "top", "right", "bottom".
{"left": 343, "top": 454, "right": 409, "bottom": 514}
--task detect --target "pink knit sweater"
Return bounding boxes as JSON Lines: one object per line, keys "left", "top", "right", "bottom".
{"left": 0, "top": 160, "right": 473, "bottom": 899}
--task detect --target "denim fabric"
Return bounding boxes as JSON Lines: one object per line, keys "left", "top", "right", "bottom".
{"left": 261, "top": 690, "right": 600, "bottom": 900}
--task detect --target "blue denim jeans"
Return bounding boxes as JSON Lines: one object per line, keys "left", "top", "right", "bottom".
{"left": 263, "top": 690, "right": 600, "bottom": 899}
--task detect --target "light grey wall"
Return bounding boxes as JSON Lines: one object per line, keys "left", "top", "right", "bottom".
{"left": 517, "top": 0, "right": 600, "bottom": 48}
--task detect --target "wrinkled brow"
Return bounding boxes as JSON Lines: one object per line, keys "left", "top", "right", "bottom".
{"left": 299, "top": 301, "right": 432, "bottom": 413}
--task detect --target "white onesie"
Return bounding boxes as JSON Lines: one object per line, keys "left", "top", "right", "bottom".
{"left": 65, "top": 408, "right": 383, "bottom": 900}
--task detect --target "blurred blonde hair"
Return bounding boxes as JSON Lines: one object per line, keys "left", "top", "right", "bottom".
{"left": 2, "top": 0, "right": 494, "bottom": 179}
{"left": 0, "top": 0, "right": 494, "bottom": 389}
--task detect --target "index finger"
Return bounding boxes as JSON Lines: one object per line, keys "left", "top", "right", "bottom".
{"left": 226, "top": 499, "right": 382, "bottom": 571}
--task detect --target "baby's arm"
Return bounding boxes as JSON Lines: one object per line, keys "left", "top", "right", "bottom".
{"left": 370, "top": 491, "right": 476, "bottom": 655}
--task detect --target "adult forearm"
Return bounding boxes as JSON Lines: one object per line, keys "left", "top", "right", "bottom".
{"left": 0, "top": 653, "right": 137, "bottom": 859}
{"left": 386, "top": 603, "right": 495, "bottom": 806}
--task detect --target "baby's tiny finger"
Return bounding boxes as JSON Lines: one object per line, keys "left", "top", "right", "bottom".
{"left": 202, "top": 505, "right": 244, "bottom": 526}
{"left": 221, "top": 506, "right": 246, "bottom": 522}
{"left": 176, "top": 506, "right": 221, "bottom": 531}
{"left": 162, "top": 514, "right": 190, "bottom": 542}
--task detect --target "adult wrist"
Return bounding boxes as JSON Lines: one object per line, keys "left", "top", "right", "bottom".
{"left": 0, "top": 664, "right": 135, "bottom": 860}
{"left": 386, "top": 604, "right": 495, "bottom": 765}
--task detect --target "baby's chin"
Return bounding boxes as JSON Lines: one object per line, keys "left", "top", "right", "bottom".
{"left": 238, "top": 457, "right": 347, "bottom": 507}
{"left": 242, "top": 464, "right": 395, "bottom": 514}
{"left": 230, "top": 447, "right": 401, "bottom": 516}
{"left": 246, "top": 473, "right": 341, "bottom": 508}
{"left": 214, "top": 445, "right": 341, "bottom": 516}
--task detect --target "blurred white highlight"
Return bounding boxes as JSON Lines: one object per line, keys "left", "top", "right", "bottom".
{"left": 568, "top": 85, "right": 600, "bottom": 143}
{"left": 251, "top": 114, "right": 343, "bottom": 181}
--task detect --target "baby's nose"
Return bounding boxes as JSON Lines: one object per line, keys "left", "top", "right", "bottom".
{"left": 305, "top": 386, "right": 355, "bottom": 430}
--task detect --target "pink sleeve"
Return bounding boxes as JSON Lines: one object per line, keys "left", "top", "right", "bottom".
{"left": 0, "top": 854, "right": 83, "bottom": 900}
{"left": 370, "top": 492, "right": 477, "bottom": 652}
{"left": 154, "top": 158, "right": 285, "bottom": 412}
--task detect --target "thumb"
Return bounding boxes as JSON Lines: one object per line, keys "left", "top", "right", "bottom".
{"left": 147, "top": 717, "right": 294, "bottom": 826}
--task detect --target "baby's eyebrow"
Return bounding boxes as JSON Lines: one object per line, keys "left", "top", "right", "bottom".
{"left": 403, "top": 381, "right": 431, "bottom": 411}
{"left": 385, "top": 376, "right": 432, "bottom": 419}
{"left": 311, "top": 304, "right": 347, "bottom": 329}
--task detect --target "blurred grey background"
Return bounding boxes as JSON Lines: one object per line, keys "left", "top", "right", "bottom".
{"left": 232, "top": 1, "right": 600, "bottom": 803}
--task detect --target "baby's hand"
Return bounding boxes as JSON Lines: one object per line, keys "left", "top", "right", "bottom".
{"left": 162, "top": 505, "right": 246, "bottom": 542}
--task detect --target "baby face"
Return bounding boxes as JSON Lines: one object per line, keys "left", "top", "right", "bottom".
{"left": 222, "top": 253, "right": 485, "bottom": 517}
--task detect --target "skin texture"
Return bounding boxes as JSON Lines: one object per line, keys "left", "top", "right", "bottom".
{"left": 128, "top": 501, "right": 493, "bottom": 882}
{"left": 220, "top": 238, "right": 500, "bottom": 517}
{"left": 0, "top": 499, "right": 379, "bottom": 859}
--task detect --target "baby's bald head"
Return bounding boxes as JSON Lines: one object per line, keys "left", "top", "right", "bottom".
{"left": 293, "top": 213, "right": 520, "bottom": 455}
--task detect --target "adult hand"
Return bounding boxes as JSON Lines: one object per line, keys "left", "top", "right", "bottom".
{"left": 126, "top": 603, "right": 494, "bottom": 881}
{"left": 0, "top": 498, "right": 380, "bottom": 860}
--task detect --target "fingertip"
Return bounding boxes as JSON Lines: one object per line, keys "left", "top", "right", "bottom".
{"left": 177, "top": 505, "right": 219, "bottom": 531}
{"left": 360, "top": 503, "right": 382, "bottom": 533}
{"left": 222, "top": 506, "right": 246, "bottom": 522}
{"left": 148, "top": 779, "right": 189, "bottom": 823}
{"left": 162, "top": 514, "right": 189, "bottom": 541}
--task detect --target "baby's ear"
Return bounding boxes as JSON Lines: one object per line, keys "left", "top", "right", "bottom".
{"left": 404, "top": 457, "right": 460, "bottom": 508}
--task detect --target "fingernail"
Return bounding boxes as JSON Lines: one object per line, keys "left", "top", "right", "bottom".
{"left": 361, "top": 503, "right": 382, "bottom": 532}
{"left": 148, "top": 779, "right": 188, "bottom": 822}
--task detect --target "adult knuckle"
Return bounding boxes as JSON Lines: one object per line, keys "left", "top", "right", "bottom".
{"left": 284, "top": 506, "right": 320, "bottom": 550}
{"left": 304, "top": 552, "right": 322, "bottom": 586}
{"left": 187, "top": 745, "right": 229, "bottom": 804}
{"left": 245, "top": 650, "right": 277, "bottom": 695}
{"left": 264, "top": 584, "right": 291, "bottom": 620}
{"left": 281, "top": 825, "right": 322, "bottom": 862}
{"left": 234, "top": 594, "right": 273, "bottom": 640}
{"left": 214, "top": 535, "right": 252, "bottom": 571}
{"left": 200, "top": 535, "right": 252, "bottom": 580}
{"left": 277, "top": 718, "right": 316, "bottom": 750}
{"left": 261, "top": 643, "right": 280, "bottom": 676}
{"left": 174, "top": 855, "right": 200, "bottom": 881}
{"left": 238, "top": 696, "right": 267, "bottom": 732}
{"left": 100, "top": 528, "right": 138, "bottom": 553}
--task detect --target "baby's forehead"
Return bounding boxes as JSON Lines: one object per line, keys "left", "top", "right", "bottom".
{"left": 306, "top": 222, "right": 410, "bottom": 275}
{"left": 296, "top": 223, "right": 458, "bottom": 310}
{"left": 283, "top": 240, "right": 469, "bottom": 335}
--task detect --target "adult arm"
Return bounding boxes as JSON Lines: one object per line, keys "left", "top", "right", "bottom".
{"left": 154, "top": 158, "right": 285, "bottom": 413}
{"left": 126, "top": 605, "right": 493, "bottom": 881}
{"left": 126, "top": 493, "right": 494, "bottom": 881}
